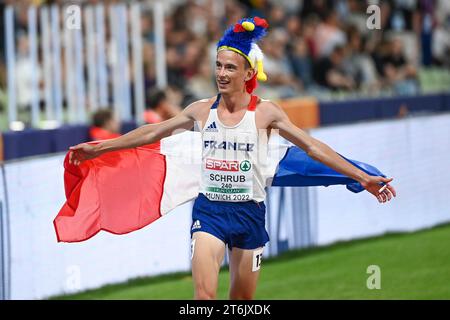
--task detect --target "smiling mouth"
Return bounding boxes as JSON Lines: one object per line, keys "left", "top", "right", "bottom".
{"left": 217, "top": 79, "right": 230, "bottom": 85}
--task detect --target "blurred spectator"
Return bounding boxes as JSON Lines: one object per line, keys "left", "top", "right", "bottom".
{"left": 224, "top": 0, "right": 247, "bottom": 27}
{"left": 141, "top": 13, "right": 154, "bottom": 44}
{"left": 285, "top": 14, "right": 302, "bottom": 38}
{"left": 267, "top": 4, "right": 286, "bottom": 28}
{"left": 180, "top": 38, "right": 206, "bottom": 79}
{"left": 144, "top": 89, "right": 181, "bottom": 124}
{"left": 166, "top": 4, "right": 194, "bottom": 48}
{"left": 188, "top": 55, "right": 217, "bottom": 100}
{"left": 144, "top": 91, "right": 163, "bottom": 124}
{"left": 432, "top": 0, "right": 450, "bottom": 67}
{"left": 417, "top": 0, "right": 435, "bottom": 66}
{"left": 314, "top": 45, "right": 356, "bottom": 91}
{"left": 314, "top": 10, "right": 347, "bottom": 58}
{"left": 432, "top": 24, "right": 450, "bottom": 67}
{"left": 166, "top": 85, "right": 187, "bottom": 107}
{"left": 300, "top": 0, "right": 334, "bottom": 20}
{"left": 2, "top": 0, "right": 448, "bottom": 128}
{"left": 166, "top": 46, "right": 187, "bottom": 90}
{"left": 260, "top": 29, "right": 302, "bottom": 98}
{"left": 435, "top": 0, "right": 450, "bottom": 28}
{"left": 15, "top": 33, "right": 40, "bottom": 111}
{"left": 271, "top": 0, "right": 301, "bottom": 13}
{"left": 344, "top": 0, "right": 373, "bottom": 36}
{"left": 288, "top": 38, "right": 313, "bottom": 89}
{"left": 205, "top": 15, "right": 222, "bottom": 44}
{"left": 238, "top": 0, "right": 268, "bottom": 17}
{"left": 343, "top": 25, "right": 380, "bottom": 91}
{"left": 384, "top": 0, "right": 420, "bottom": 32}
{"left": 374, "top": 38, "right": 419, "bottom": 95}
{"left": 302, "top": 15, "right": 320, "bottom": 60}
{"left": 143, "top": 42, "right": 156, "bottom": 93}
{"left": 184, "top": 0, "right": 210, "bottom": 39}
{"left": 89, "top": 109, "right": 121, "bottom": 141}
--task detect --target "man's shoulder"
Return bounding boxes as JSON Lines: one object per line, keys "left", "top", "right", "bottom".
{"left": 183, "top": 96, "right": 215, "bottom": 113}
{"left": 256, "top": 98, "right": 279, "bottom": 112}
{"left": 186, "top": 96, "right": 217, "bottom": 110}
{"left": 196, "top": 96, "right": 217, "bottom": 104}
{"left": 255, "top": 98, "right": 286, "bottom": 124}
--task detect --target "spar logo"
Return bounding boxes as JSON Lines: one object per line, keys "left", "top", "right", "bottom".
{"left": 240, "top": 160, "right": 251, "bottom": 172}
{"left": 206, "top": 158, "right": 239, "bottom": 171}
{"left": 205, "top": 159, "right": 252, "bottom": 172}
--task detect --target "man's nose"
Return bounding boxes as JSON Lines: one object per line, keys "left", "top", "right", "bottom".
{"left": 217, "top": 67, "right": 226, "bottom": 77}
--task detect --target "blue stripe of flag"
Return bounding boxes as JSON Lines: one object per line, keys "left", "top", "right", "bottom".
{"left": 271, "top": 146, "right": 385, "bottom": 193}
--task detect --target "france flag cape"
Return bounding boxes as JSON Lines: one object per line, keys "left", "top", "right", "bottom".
{"left": 53, "top": 131, "right": 385, "bottom": 242}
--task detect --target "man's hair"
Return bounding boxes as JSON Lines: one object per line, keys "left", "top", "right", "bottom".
{"left": 146, "top": 89, "right": 167, "bottom": 109}
{"left": 92, "top": 109, "right": 114, "bottom": 128}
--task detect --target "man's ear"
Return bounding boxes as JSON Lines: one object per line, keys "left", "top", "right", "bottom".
{"left": 245, "top": 68, "right": 256, "bottom": 82}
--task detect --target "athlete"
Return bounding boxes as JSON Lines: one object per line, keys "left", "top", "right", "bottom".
{"left": 68, "top": 17, "right": 396, "bottom": 300}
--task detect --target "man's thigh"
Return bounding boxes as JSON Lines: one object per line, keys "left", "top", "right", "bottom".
{"left": 228, "top": 246, "right": 264, "bottom": 299}
{"left": 191, "top": 231, "right": 226, "bottom": 297}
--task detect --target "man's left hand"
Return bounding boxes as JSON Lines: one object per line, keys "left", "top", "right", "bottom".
{"left": 361, "top": 176, "right": 397, "bottom": 203}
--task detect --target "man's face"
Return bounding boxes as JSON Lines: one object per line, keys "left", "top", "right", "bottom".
{"left": 215, "top": 50, "right": 254, "bottom": 94}
{"left": 105, "top": 117, "right": 120, "bottom": 134}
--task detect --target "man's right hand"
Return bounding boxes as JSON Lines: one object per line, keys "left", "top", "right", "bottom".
{"left": 69, "top": 143, "right": 102, "bottom": 166}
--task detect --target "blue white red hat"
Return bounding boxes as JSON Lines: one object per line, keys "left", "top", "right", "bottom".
{"left": 217, "top": 17, "right": 269, "bottom": 82}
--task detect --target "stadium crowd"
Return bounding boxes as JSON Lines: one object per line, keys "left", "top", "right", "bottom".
{"left": 0, "top": 0, "right": 449, "bottom": 123}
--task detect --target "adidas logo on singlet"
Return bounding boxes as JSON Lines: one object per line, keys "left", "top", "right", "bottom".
{"left": 192, "top": 220, "right": 202, "bottom": 230}
{"left": 205, "top": 121, "right": 218, "bottom": 132}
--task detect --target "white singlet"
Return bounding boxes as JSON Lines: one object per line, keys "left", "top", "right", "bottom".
{"left": 200, "top": 94, "right": 268, "bottom": 202}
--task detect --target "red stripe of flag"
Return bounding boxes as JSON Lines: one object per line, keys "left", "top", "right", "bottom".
{"left": 54, "top": 141, "right": 166, "bottom": 242}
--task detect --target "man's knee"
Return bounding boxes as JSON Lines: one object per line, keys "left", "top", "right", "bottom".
{"left": 229, "top": 290, "right": 254, "bottom": 300}
{"left": 195, "top": 285, "right": 217, "bottom": 300}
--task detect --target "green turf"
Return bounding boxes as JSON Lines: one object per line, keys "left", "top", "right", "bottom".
{"left": 51, "top": 223, "right": 450, "bottom": 300}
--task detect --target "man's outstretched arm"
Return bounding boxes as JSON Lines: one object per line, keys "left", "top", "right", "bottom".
{"left": 69, "top": 101, "right": 202, "bottom": 165}
{"left": 265, "top": 102, "right": 396, "bottom": 203}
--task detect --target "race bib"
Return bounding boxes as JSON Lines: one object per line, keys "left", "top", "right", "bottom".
{"left": 201, "top": 131, "right": 255, "bottom": 202}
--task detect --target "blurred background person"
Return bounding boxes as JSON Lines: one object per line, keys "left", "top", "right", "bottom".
{"left": 15, "top": 33, "right": 41, "bottom": 114}
{"left": 187, "top": 55, "right": 217, "bottom": 100}
{"left": 313, "top": 45, "right": 356, "bottom": 91}
{"left": 314, "top": 10, "right": 347, "bottom": 59}
{"left": 374, "top": 37, "right": 419, "bottom": 95}
{"left": 432, "top": 0, "right": 450, "bottom": 67}
{"left": 144, "top": 88, "right": 182, "bottom": 124}
{"left": 343, "top": 25, "right": 381, "bottom": 93}
{"left": 89, "top": 109, "right": 121, "bottom": 141}
{"left": 259, "top": 28, "right": 302, "bottom": 98}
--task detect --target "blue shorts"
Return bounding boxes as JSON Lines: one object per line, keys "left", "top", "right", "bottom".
{"left": 190, "top": 193, "right": 270, "bottom": 250}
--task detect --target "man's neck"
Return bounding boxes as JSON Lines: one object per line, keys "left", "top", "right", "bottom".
{"left": 220, "top": 91, "right": 251, "bottom": 112}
